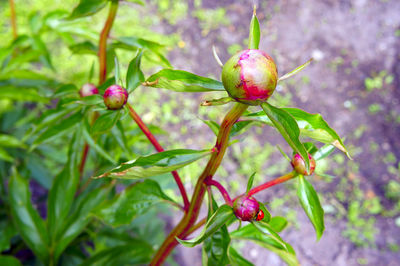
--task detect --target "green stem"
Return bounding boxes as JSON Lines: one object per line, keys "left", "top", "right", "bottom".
{"left": 150, "top": 103, "right": 248, "bottom": 265}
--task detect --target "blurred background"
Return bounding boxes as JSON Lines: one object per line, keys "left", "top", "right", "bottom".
{"left": 1, "top": 0, "right": 400, "bottom": 265}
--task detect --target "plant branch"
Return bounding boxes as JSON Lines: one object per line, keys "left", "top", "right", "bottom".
{"left": 9, "top": 0, "right": 17, "bottom": 40}
{"left": 150, "top": 102, "right": 248, "bottom": 265}
{"left": 127, "top": 103, "right": 190, "bottom": 212}
{"left": 186, "top": 217, "right": 207, "bottom": 237}
{"left": 247, "top": 171, "right": 297, "bottom": 197}
{"left": 205, "top": 179, "right": 232, "bottom": 206}
{"left": 79, "top": 1, "right": 118, "bottom": 181}
{"left": 99, "top": 0, "right": 119, "bottom": 84}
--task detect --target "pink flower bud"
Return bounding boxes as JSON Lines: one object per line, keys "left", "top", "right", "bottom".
{"left": 79, "top": 83, "right": 99, "bottom": 97}
{"left": 233, "top": 195, "right": 260, "bottom": 221}
{"left": 103, "top": 85, "right": 129, "bottom": 110}
{"left": 291, "top": 153, "right": 316, "bottom": 176}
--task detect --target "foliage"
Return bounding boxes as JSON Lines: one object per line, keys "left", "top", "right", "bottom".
{"left": 0, "top": 1, "right": 350, "bottom": 265}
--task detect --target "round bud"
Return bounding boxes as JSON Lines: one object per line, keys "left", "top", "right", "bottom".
{"left": 256, "top": 210, "right": 264, "bottom": 221}
{"left": 291, "top": 153, "right": 316, "bottom": 176}
{"left": 80, "top": 83, "right": 99, "bottom": 97}
{"left": 233, "top": 195, "right": 260, "bottom": 221}
{"left": 103, "top": 85, "right": 129, "bottom": 110}
{"left": 221, "top": 49, "right": 278, "bottom": 106}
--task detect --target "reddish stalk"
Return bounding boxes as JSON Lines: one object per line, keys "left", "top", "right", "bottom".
{"left": 205, "top": 179, "right": 232, "bottom": 206}
{"left": 150, "top": 103, "right": 248, "bottom": 266}
{"left": 78, "top": 1, "right": 118, "bottom": 180}
{"left": 9, "top": 0, "right": 17, "bottom": 39}
{"left": 247, "top": 171, "right": 297, "bottom": 197}
{"left": 127, "top": 103, "right": 190, "bottom": 212}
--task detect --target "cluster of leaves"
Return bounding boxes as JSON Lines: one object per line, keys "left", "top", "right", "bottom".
{"left": 0, "top": 1, "right": 349, "bottom": 266}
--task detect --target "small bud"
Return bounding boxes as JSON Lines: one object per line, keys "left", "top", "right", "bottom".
{"left": 80, "top": 83, "right": 99, "bottom": 97}
{"left": 103, "top": 85, "right": 129, "bottom": 110}
{"left": 256, "top": 210, "right": 264, "bottom": 221}
{"left": 233, "top": 195, "right": 260, "bottom": 221}
{"left": 291, "top": 153, "right": 316, "bottom": 176}
{"left": 221, "top": 49, "right": 278, "bottom": 106}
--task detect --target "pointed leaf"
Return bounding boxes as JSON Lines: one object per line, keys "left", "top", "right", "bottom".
{"left": 313, "top": 144, "right": 335, "bottom": 161}
{"left": 278, "top": 59, "right": 313, "bottom": 82}
{"left": 248, "top": 6, "right": 260, "bottom": 49}
{"left": 69, "top": 0, "right": 107, "bottom": 19}
{"left": 0, "top": 86, "right": 48, "bottom": 102}
{"left": 269, "top": 216, "right": 288, "bottom": 233}
{"left": 91, "top": 110, "right": 121, "bottom": 135}
{"left": 0, "top": 256, "right": 22, "bottom": 266}
{"left": 145, "top": 69, "right": 225, "bottom": 92}
{"left": 201, "top": 97, "right": 234, "bottom": 106}
{"left": 93, "top": 180, "right": 174, "bottom": 226}
{"left": 297, "top": 175, "right": 325, "bottom": 240}
{"left": 47, "top": 132, "right": 82, "bottom": 241}
{"left": 126, "top": 51, "right": 145, "bottom": 92}
{"left": 114, "top": 56, "right": 121, "bottom": 84}
{"left": 177, "top": 205, "right": 236, "bottom": 247}
{"left": 95, "top": 149, "right": 212, "bottom": 179}
{"left": 9, "top": 169, "right": 49, "bottom": 263}
{"left": 0, "top": 134, "right": 26, "bottom": 148}
{"left": 83, "top": 125, "right": 116, "bottom": 164}
{"left": 228, "top": 247, "right": 254, "bottom": 266}
{"left": 80, "top": 243, "right": 153, "bottom": 266}
{"left": 246, "top": 172, "right": 256, "bottom": 194}
{"left": 261, "top": 102, "right": 310, "bottom": 172}
{"left": 54, "top": 184, "right": 112, "bottom": 260}
{"left": 231, "top": 224, "right": 298, "bottom": 266}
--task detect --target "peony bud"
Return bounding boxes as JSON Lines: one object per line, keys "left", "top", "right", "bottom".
{"left": 233, "top": 195, "right": 260, "bottom": 221}
{"left": 291, "top": 153, "right": 316, "bottom": 176}
{"left": 103, "top": 85, "right": 129, "bottom": 110}
{"left": 79, "top": 83, "right": 99, "bottom": 97}
{"left": 221, "top": 49, "right": 278, "bottom": 105}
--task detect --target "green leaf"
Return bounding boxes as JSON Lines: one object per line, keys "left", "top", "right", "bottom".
{"left": 231, "top": 224, "right": 298, "bottom": 266}
{"left": 269, "top": 216, "right": 288, "bottom": 233}
{"left": 69, "top": 0, "right": 107, "bottom": 19}
{"left": 53, "top": 184, "right": 111, "bottom": 261}
{"left": 228, "top": 247, "right": 253, "bottom": 266}
{"left": 202, "top": 196, "right": 230, "bottom": 266}
{"left": 201, "top": 119, "right": 255, "bottom": 138}
{"left": 91, "top": 110, "right": 121, "bottom": 135}
{"left": 201, "top": 120, "right": 220, "bottom": 136}
{"left": 246, "top": 172, "right": 256, "bottom": 194}
{"left": 9, "top": 168, "right": 49, "bottom": 263}
{"left": 80, "top": 243, "right": 153, "bottom": 265}
{"left": 95, "top": 149, "right": 212, "bottom": 179}
{"left": 0, "top": 221, "right": 17, "bottom": 252}
{"left": 145, "top": 69, "right": 225, "bottom": 92}
{"left": 94, "top": 180, "right": 175, "bottom": 227}
{"left": 0, "top": 147, "right": 13, "bottom": 162}
{"left": 278, "top": 59, "right": 313, "bottom": 82}
{"left": 126, "top": 51, "right": 144, "bottom": 92}
{"left": 114, "top": 56, "right": 121, "bottom": 84}
{"left": 313, "top": 144, "right": 335, "bottom": 161}
{"left": 0, "top": 134, "right": 26, "bottom": 148}
{"left": 83, "top": 125, "right": 116, "bottom": 164}
{"left": 47, "top": 132, "right": 82, "bottom": 243}
{"left": 69, "top": 41, "right": 97, "bottom": 55}
{"left": 248, "top": 6, "right": 260, "bottom": 49}
{"left": 201, "top": 97, "right": 234, "bottom": 106}
{"left": 0, "top": 256, "right": 22, "bottom": 266}
{"left": 297, "top": 175, "right": 325, "bottom": 240}
{"left": 178, "top": 205, "right": 235, "bottom": 247}
{"left": 283, "top": 108, "right": 350, "bottom": 158}
{"left": 261, "top": 102, "right": 310, "bottom": 172}
{"left": 246, "top": 107, "right": 349, "bottom": 157}
{"left": 30, "top": 111, "right": 82, "bottom": 150}
{"left": 0, "top": 86, "right": 48, "bottom": 102}
{"left": 258, "top": 202, "right": 271, "bottom": 223}
{"left": 252, "top": 221, "right": 290, "bottom": 252}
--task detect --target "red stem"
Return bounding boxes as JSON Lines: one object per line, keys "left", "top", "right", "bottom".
{"left": 99, "top": 0, "right": 118, "bottom": 84}
{"left": 247, "top": 171, "right": 296, "bottom": 197}
{"left": 9, "top": 0, "right": 17, "bottom": 40}
{"left": 127, "top": 103, "right": 190, "bottom": 212}
{"left": 205, "top": 179, "right": 232, "bottom": 206}
{"left": 78, "top": 1, "right": 118, "bottom": 180}
{"left": 150, "top": 103, "right": 248, "bottom": 265}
